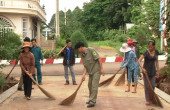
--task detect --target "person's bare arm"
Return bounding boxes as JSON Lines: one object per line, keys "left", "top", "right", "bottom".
{"left": 138, "top": 55, "right": 147, "bottom": 74}
{"left": 156, "top": 56, "right": 160, "bottom": 76}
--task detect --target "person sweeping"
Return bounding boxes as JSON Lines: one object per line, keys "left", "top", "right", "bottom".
{"left": 138, "top": 39, "right": 160, "bottom": 106}
{"left": 20, "top": 41, "right": 35, "bottom": 100}
{"left": 119, "top": 43, "right": 139, "bottom": 93}
{"left": 75, "top": 42, "right": 104, "bottom": 108}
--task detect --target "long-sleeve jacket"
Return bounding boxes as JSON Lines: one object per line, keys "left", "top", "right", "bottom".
{"left": 31, "top": 46, "right": 43, "bottom": 65}
{"left": 20, "top": 52, "right": 35, "bottom": 75}
{"left": 61, "top": 47, "right": 75, "bottom": 66}
{"left": 120, "top": 51, "right": 139, "bottom": 70}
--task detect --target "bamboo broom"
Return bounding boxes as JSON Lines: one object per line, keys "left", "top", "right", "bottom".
{"left": 115, "top": 68, "right": 126, "bottom": 86}
{"left": 59, "top": 80, "right": 83, "bottom": 105}
{"left": 144, "top": 73, "right": 163, "bottom": 108}
{"left": 99, "top": 68, "right": 122, "bottom": 87}
{"left": 26, "top": 72, "right": 56, "bottom": 100}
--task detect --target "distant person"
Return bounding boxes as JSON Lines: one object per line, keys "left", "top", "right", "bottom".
{"left": 138, "top": 39, "right": 160, "bottom": 106}
{"left": 18, "top": 37, "right": 30, "bottom": 91}
{"left": 61, "top": 39, "right": 77, "bottom": 85}
{"left": 75, "top": 42, "right": 104, "bottom": 108}
{"left": 31, "top": 39, "right": 43, "bottom": 85}
{"left": 127, "top": 39, "right": 135, "bottom": 86}
{"left": 120, "top": 43, "right": 139, "bottom": 93}
{"left": 20, "top": 41, "right": 35, "bottom": 100}
{"left": 132, "top": 39, "right": 142, "bottom": 79}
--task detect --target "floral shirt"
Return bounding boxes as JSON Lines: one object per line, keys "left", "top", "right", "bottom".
{"left": 120, "top": 50, "right": 139, "bottom": 70}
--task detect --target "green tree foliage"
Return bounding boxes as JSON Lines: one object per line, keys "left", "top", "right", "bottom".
{"left": 0, "top": 72, "right": 5, "bottom": 87}
{"left": 143, "top": 0, "right": 160, "bottom": 37}
{"left": 70, "top": 31, "right": 88, "bottom": 49}
{"left": 0, "top": 31, "right": 22, "bottom": 60}
{"left": 48, "top": 0, "right": 143, "bottom": 41}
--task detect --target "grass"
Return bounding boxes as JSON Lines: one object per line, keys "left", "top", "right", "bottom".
{"left": 88, "top": 40, "right": 112, "bottom": 47}
{"left": 88, "top": 40, "right": 122, "bottom": 50}
{"left": 88, "top": 40, "right": 124, "bottom": 57}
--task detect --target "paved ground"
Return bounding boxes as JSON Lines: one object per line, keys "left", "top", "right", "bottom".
{"left": 0, "top": 75, "right": 170, "bottom": 110}
{"left": 2, "top": 61, "right": 166, "bottom": 77}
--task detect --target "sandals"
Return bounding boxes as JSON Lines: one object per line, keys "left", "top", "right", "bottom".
{"left": 26, "top": 97, "right": 31, "bottom": 100}
{"left": 145, "top": 102, "right": 150, "bottom": 106}
{"left": 125, "top": 90, "right": 130, "bottom": 92}
{"left": 131, "top": 91, "right": 136, "bottom": 93}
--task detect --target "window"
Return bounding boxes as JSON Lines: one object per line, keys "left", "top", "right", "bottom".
{"left": 22, "top": 18, "right": 28, "bottom": 38}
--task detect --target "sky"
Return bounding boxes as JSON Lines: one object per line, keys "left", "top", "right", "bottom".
{"left": 40, "top": 0, "right": 90, "bottom": 24}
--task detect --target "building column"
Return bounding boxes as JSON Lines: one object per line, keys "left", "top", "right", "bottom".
{"left": 37, "top": 21, "right": 41, "bottom": 46}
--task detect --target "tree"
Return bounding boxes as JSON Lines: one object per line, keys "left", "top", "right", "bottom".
{"left": 70, "top": 31, "right": 88, "bottom": 56}
{"left": 0, "top": 31, "right": 22, "bottom": 60}
{"left": 143, "top": 0, "right": 160, "bottom": 37}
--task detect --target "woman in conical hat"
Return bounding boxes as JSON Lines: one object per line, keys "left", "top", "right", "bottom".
{"left": 20, "top": 41, "right": 35, "bottom": 100}
{"left": 120, "top": 43, "right": 139, "bottom": 93}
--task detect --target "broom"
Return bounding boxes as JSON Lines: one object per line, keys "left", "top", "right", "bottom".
{"left": 59, "top": 80, "right": 83, "bottom": 105}
{"left": 26, "top": 72, "right": 56, "bottom": 100}
{"left": 99, "top": 68, "right": 122, "bottom": 87}
{"left": 5, "top": 60, "right": 19, "bottom": 80}
{"left": 144, "top": 73, "right": 163, "bottom": 108}
{"left": 115, "top": 68, "right": 126, "bottom": 86}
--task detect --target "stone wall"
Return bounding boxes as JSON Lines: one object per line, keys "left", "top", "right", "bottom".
{"left": 36, "top": 34, "right": 55, "bottom": 49}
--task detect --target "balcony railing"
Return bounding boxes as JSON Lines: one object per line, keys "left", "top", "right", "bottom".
{"left": 0, "top": 0, "right": 46, "bottom": 20}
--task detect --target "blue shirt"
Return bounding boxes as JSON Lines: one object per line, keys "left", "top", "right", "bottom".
{"left": 120, "top": 51, "right": 139, "bottom": 70}
{"left": 67, "top": 47, "right": 71, "bottom": 60}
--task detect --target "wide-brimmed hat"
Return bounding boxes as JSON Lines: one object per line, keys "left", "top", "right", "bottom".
{"left": 22, "top": 42, "right": 31, "bottom": 48}
{"left": 127, "top": 39, "right": 134, "bottom": 46}
{"left": 120, "top": 43, "right": 131, "bottom": 53}
{"left": 132, "top": 39, "right": 138, "bottom": 43}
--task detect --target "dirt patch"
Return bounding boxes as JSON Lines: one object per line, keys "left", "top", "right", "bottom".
{"left": 92, "top": 46, "right": 118, "bottom": 57}
{"left": 0, "top": 76, "right": 18, "bottom": 94}
{"left": 156, "top": 66, "right": 170, "bottom": 95}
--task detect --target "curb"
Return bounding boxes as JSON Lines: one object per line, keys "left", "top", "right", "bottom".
{"left": 138, "top": 80, "right": 170, "bottom": 104}
{"left": 0, "top": 83, "right": 18, "bottom": 104}
{"left": 0, "top": 55, "right": 167, "bottom": 65}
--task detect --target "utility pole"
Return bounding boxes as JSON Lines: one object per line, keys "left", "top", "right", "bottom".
{"left": 56, "top": 0, "right": 60, "bottom": 39}
{"left": 160, "top": 0, "right": 168, "bottom": 53}
{"left": 64, "top": 7, "right": 67, "bottom": 25}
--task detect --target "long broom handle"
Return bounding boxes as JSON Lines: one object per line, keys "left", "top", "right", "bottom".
{"left": 75, "top": 80, "right": 83, "bottom": 93}
{"left": 144, "top": 73, "right": 155, "bottom": 91}
{"left": 25, "top": 72, "right": 41, "bottom": 88}
{"left": 115, "top": 68, "right": 122, "bottom": 76}
{"left": 56, "top": 45, "right": 67, "bottom": 56}
{"left": 5, "top": 60, "right": 19, "bottom": 79}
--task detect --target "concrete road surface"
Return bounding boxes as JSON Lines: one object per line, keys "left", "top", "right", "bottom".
{"left": 0, "top": 75, "right": 170, "bottom": 110}
{"left": 1, "top": 61, "right": 166, "bottom": 77}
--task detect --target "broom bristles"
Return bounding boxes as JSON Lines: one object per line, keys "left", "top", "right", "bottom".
{"left": 115, "top": 69, "right": 126, "bottom": 86}
{"left": 59, "top": 81, "right": 83, "bottom": 105}
{"left": 30, "top": 76, "right": 56, "bottom": 100}
{"left": 99, "top": 68, "right": 121, "bottom": 87}
{"left": 145, "top": 74, "right": 163, "bottom": 108}
{"left": 99, "top": 74, "right": 116, "bottom": 87}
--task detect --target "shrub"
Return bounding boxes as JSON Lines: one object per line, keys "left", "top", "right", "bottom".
{"left": 55, "top": 39, "right": 66, "bottom": 48}
{"left": 71, "top": 31, "right": 88, "bottom": 57}
{"left": 71, "top": 31, "right": 88, "bottom": 49}
{"left": 0, "top": 31, "right": 22, "bottom": 60}
{"left": 0, "top": 72, "right": 5, "bottom": 87}
{"left": 42, "top": 49, "right": 62, "bottom": 59}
